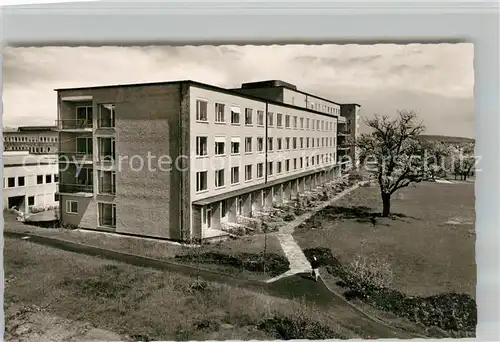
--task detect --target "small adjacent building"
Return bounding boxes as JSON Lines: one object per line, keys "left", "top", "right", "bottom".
{"left": 3, "top": 151, "right": 59, "bottom": 214}
{"left": 3, "top": 126, "right": 59, "bottom": 154}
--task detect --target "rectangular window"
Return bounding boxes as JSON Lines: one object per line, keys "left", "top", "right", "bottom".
{"left": 300, "top": 157, "right": 303, "bottom": 168}
{"left": 292, "top": 137, "right": 297, "bottom": 149}
{"left": 37, "top": 175, "right": 43, "bottom": 184}
{"left": 300, "top": 137, "right": 304, "bottom": 149}
{"left": 257, "top": 163, "right": 264, "bottom": 178}
{"left": 306, "top": 157, "right": 310, "bottom": 167}
{"left": 46, "top": 174, "right": 52, "bottom": 183}
{"left": 66, "top": 200, "right": 78, "bottom": 214}
{"left": 8, "top": 177, "right": 15, "bottom": 188}
{"left": 277, "top": 161, "right": 282, "bottom": 174}
{"left": 231, "top": 140, "right": 240, "bottom": 154}
{"left": 276, "top": 113, "right": 283, "bottom": 127}
{"left": 257, "top": 110, "right": 264, "bottom": 126}
{"left": 196, "top": 100, "right": 208, "bottom": 121}
{"left": 245, "top": 108, "right": 253, "bottom": 125}
{"left": 285, "top": 115, "right": 290, "bottom": 128}
{"left": 98, "top": 170, "right": 116, "bottom": 195}
{"left": 285, "top": 159, "right": 290, "bottom": 172}
{"left": 293, "top": 116, "right": 298, "bottom": 129}
{"left": 98, "top": 202, "right": 116, "bottom": 228}
{"left": 268, "top": 112, "right": 274, "bottom": 126}
{"left": 317, "top": 155, "right": 320, "bottom": 164}
{"left": 18, "top": 176, "right": 25, "bottom": 187}
{"left": 231, "top": 167, "right": 240, "bottom": 184}
{"left": 285, "top": 137, "right": 290, "bottom": 150}
{"left": 267, "top": 161, "right": 273, "bottom": 175}
{"left": 54, "top": 173, "right": 59, "bottom": 183}
{"left": 231, "top": 107, "right": 240, "bottom": 124}
{"left": 28, "top": 196, "right": 35, "bottom": 206}
{"left": 306, "top": 118, "right": 310, "bottom": 129}
{"left": 215, "top": 169, "right": 225, "bottom": 188}
{"left": 300, "top": 117, "right": 304, "bottom": 129}
{"left": 215, "top": 139, "right": 225, "bottom": 155}
{"left": 277, "top": 138, "right": 283, "bottom": 151}
{"left": 196, "top": 171, "right": 208, "bottom": 192}
{"left": 307, "top": 138, "right": 310, "bottom": 148}
{"left": 98, "top": 104, "right": 115, "bottom": 128}
{"left": 312, "top": 139, "right": 315, "bottom": 148}
{"left": 215, "top": 103, "right": 225, "bottom": 122}
{"left": 293, "top": 158, "right": 297, "bottom": 170}
{"left": 257, "top": 137, "right": 264, "bottom": 152}
{"left": 245, "top": 165, "right": 252, "bottom": 181}
{"left": 267, "top": 137, "right": 273, "bottom": 151}
{"left": 245, "top": 137, "right": 253, "bottom": 153}
{"left": 196, "top": 136, "right": 208, "bottom": 156}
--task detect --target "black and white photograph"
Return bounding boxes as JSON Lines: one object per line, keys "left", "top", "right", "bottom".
{"left": 2, "top": 41, "right": 477, "bottom": 341}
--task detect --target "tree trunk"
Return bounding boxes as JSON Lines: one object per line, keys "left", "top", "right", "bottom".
{"left": 381, "top": 192, "right": 391, "bottom": 217}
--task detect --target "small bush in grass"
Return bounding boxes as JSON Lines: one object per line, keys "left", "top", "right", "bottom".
{"left": 345, "top": 255, "right": 394, "bottom": 290}
{"left": 282, "top": 213, "right": 295, "bottom": 222}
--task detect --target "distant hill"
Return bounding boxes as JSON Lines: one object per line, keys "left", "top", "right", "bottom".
{"left": 418, "top": 135, "right": 475, "bottom": 144}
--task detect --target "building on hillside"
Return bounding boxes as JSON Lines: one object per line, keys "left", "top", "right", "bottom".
{"left": 55, "top": 79, "right": 360, "bottom": 241}
{"left": 3, "top": 151, "right": 59, "bottom": 214}
{"left": 3, "top": 126, "right": 59, "bottom": 154}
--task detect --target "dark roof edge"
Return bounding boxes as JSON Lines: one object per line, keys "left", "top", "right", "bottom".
{"left": 55, "top": 80, "right": 361, "bottom": 118}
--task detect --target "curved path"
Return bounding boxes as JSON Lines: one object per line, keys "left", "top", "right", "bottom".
{"left": 4, "top": 230, "right": 419, "bottom": 339}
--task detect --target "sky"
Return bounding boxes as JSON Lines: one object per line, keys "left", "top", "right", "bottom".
{"left": 2, "top": 43, "right": 474, "bottom": 138}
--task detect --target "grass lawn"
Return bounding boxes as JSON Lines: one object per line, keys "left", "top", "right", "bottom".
{"left": 4, "top": 213, "right": 286, "bottom": 281}
{"left": 4, "top": 238, "right": 354, "bottom": 341}
{"left": 294, "top": 181, "right": 476, "bottom": 298}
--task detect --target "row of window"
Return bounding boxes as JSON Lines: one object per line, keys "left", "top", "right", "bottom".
{"left": 196, "top": 136, "right": 337, "bottom": 156}
{"left": 3, "top": 174, "right": 59, "bottom": 189}
{"left": 195, "top": 153, "right": 336, "bottom": 192}
{"left": 4, "top": 136, "right": 58, "bottom": 143}
{"left": 4, "top": 145, "right": 55, "bottom": 153}
{"left": 24, "top": 193, "right": 58, "bottom": 207}
{"left": 195, "top": 100, "right": 336, "bottom": 132}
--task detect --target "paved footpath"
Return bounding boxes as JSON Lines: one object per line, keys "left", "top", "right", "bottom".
{"left": 267, "top": 182, "right": 367, "bottom": 283}
{"left": 5, "top": 229, "right": 418, "bottom": 339}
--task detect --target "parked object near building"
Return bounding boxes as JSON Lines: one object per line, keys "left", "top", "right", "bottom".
{"left": 55, "top": 79, "right": 360, "bottom": 242}
{"left": 3, "top": 151, "right": 59, "bottom": 215}
{"left": 3, "top": 126, "right": 59, "bottom": 154}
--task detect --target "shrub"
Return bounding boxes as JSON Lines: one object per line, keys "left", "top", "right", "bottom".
{"left": 344, "top": 255, "right": 394, "bottom": 290}
{"left": 282, "top": 213, "right": 295, "bottom": 222}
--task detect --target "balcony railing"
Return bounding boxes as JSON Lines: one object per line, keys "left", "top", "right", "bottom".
{"left": 58, "top": 151, "right": 93, "bottom": 162}
{"left": 57, "top": 119, "right": 93, "bottom": 130}
{"left": 99, "top": 183, "right": 116, "bottom": 195}
{"left": 58, "top": 183, "right": 94, "bottom": 194}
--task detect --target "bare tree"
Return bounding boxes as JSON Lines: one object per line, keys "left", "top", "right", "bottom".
{"left": 451, "top": 142, "right": 476, "bottom": 181}
{"left": 357, "top": 110, "right": 428, "bottom": 217}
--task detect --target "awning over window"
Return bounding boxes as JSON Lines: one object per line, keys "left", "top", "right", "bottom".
{"left": 215, "top": 136, "right": 226, "bottom": 143}
{"left": 230, "top": 106, "right": 241, "bottom": 113}
{"left": 231, "top": 137, "right": 240, "bottom": 143}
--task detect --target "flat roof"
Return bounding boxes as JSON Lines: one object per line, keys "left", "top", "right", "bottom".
{"left": 55, "top": 80, "right": 360, "bottom": 119}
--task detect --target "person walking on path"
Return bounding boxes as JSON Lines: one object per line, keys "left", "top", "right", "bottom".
{"left": 310, "top": 255, "right": 320, "bottom": 282}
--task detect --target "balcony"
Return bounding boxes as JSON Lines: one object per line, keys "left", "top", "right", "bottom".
{"left": 58, "top": 183, "right": 94, "bottom": 195}
{"left": 57, "top": 119, "right": 93, "bottom": 131}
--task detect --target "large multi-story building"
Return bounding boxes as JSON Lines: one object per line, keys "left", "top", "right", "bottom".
{"left": 55, "top": 80, "right": 360, "bottom": 241}
{"left": 3, "top": 126, "right": 59, "bottom": 154}
{"left": 3, "top": 151, "right": 59, "bottom": 213}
